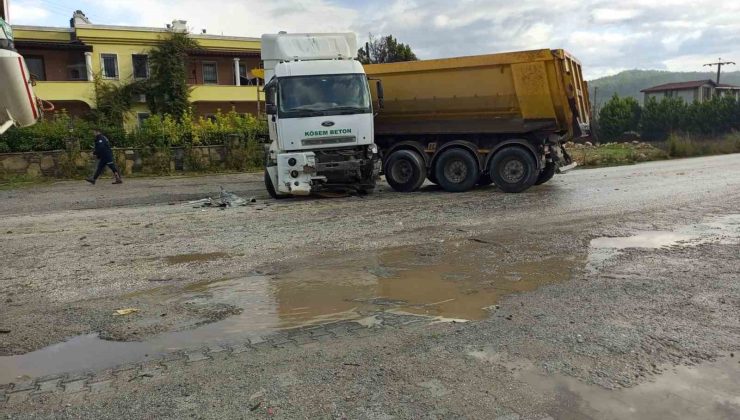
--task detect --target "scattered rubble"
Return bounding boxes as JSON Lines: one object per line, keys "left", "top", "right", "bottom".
{"left": 188, "top": 186, "right": 257, "bottom": 208}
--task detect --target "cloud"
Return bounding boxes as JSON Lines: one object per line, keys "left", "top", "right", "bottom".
{"left": 7, "top": 1, "right": 53, "bottom": 23}
{"left": 9, "top": 0, "right": 740, "bottom": 79}
{"left": 592, "top": 8, "right": 642, "bottom": 24}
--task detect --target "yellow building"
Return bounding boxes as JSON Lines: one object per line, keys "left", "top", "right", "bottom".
{"left": 13, "top": 11, "right": 261, "bottom": 129}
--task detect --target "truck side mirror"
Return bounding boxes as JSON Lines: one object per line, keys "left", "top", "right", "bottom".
{"left": 376, "top": 80, "right": 384, "bottom": 109}
{"left": 266, "top": 104, "right": 277, "bottom": 115}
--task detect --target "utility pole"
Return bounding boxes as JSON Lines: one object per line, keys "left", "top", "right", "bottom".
{"left": 704, "top": 58, "right": 736, "bottom": 84}
{"left": 1, "top": 0, "right": 8, "bottom": 21}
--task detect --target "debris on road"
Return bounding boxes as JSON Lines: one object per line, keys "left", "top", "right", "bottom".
{"left": 188, "top": 186, "right": 257, "bottom": 208}
{"left": 113, "top": 308, "right": 140, "bottom": 316}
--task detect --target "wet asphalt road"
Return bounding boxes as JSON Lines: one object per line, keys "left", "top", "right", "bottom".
{"left": 1, "top": 154, "right": 739, "bottom": 419}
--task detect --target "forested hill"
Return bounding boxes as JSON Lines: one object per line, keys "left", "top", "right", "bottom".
{"left": 588, "top": 70, "right": 740, "bottom": 105}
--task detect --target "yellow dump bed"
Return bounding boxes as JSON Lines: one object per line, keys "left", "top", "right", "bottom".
{"left": 364, "top": 49, "right": 590, "bottom": 139}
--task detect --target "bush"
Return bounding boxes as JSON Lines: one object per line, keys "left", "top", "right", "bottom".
{"left": 125, "top": 109, "right": 265, "bottom": 148}
{"left": 666, "top": 132, "right": 740, "bottom": 158}
{"left": 598, "top": 94, "right": 641, "bottom": 141}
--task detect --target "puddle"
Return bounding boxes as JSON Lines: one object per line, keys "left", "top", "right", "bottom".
{"left": 591, "top": 232, "right": 695, "bottom": 249}
{"left": 516, "top": 356, "right": 740, "bottom": 419}
{"left": 589, "top": 214, "right": 740, "bottom": 270}
{"left": 0, "top": 241, "right": 582, "bottom": 384}
{"left": 164, "top": 252, "right": 230, "bottom": 265}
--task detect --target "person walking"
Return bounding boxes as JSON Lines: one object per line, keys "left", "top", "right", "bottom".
{"left": 86, "top": 129, "right": 123, "bottom": 185}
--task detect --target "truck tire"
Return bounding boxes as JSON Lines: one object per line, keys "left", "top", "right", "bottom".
{"left": 535, "top": 162, "right": 557, "bottom": 185}
{"left": 264, "top": 168, "right": 288, "bottom": 199}
{"left": 488, "top": 146, "right": 538, "bottom": 193}
{"left": 384, "top": 149, "right": 426, "bottom": 192}
{"left": 434, "top": 148, "right": 479, "bottom": 193}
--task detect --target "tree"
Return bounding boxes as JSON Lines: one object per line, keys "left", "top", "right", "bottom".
{"left": 597, "top": 94, "right": 641, "bottom": 141}
{"left": 640, "top": 96, "right": 687, "bottom": 141}
{"left": 146, "top": 31, "right": 200, "bottom": 120}
{"left": 357, "top": 34, "right": 418, "bottom": 65}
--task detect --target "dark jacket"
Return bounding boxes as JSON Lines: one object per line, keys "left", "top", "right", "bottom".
{"left": 93, "top": 134, "right": 114, "bottom": 162}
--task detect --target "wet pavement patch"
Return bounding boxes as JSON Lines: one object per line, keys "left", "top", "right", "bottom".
{"left": 591, "top": 231, "right": 694, "bottom": 249}
{"left": 0, "top": 239, "right": 582, "bottom": 384}
{"left": 512, "top": 355, "right": 740, "bottom": 419}
{"left": 588, "top": 214, "right": 740, "bottom": 270}
{"left": 164, "top": 252, "right": 231, "bottom": 265}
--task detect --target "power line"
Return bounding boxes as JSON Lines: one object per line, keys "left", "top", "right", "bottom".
{"left": 703, "top": 58, "right": 736, "bottom": 84}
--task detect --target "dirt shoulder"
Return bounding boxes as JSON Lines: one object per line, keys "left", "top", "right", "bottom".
{"left": 1, "top": 154, "right": 739, "bottom": 418}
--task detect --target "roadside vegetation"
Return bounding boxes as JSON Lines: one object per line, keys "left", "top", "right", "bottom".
{"left": 596, "top": 94, "right": 740, "bottom": 142}
{"left": 565, "top": 141, "right": 668, "bottom": 167}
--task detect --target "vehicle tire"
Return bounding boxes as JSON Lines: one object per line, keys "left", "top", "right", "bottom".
{"left": 434, "top": 148, "right": 479, "bottom": 193}
{"left": 428, "top": 171, "right": 438, "bottom": 185}
{"left": 264, "top": 168, "right": 288, "bottom": 199}
{"left": 384, "top": 149, "right": 426, "bottom": 192}
{"left": 535, "top": 162, "right": 557, "bottom": 185}
{"left": 488, "top": 146, "right": 538, "bottom": 193}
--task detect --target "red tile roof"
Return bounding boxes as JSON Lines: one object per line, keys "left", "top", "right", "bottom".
{"left": 641, "top": 80, "right": 716, "bottom": 93}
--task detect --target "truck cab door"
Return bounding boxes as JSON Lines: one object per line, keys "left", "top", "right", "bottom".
{"left": 264, "top": 79, "right": 278, "bottom": 145}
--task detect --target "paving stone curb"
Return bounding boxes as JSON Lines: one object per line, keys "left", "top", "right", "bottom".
{"left": 0, "top": 312, "right": 429, "bottom": 409}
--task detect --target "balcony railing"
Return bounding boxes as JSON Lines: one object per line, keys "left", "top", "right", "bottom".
{"left": 31, "top": 81, "right": 96, "bottom": 106}
{"left": 189, "top": 85, "right": 259, "bottom": 102}
{"left": 30, "top": 81, "right": 260, "bottom": 106}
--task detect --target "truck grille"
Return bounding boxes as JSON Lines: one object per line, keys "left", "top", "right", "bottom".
{"left": 302, "top": 136, "right": 356, "bottom": 146}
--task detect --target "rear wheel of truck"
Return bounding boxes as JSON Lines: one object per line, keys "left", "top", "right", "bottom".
{"left": 384, "top": 150, "right": 426, "bottom": 192}
{"left": 535, "top": 162, "right": 557, "bottom": 185}
{"left": 489, "top": 147, "right": 538, "bottom": 193}
{"left": 434, "top": 148, "right": 479, "bottom": 193}
{"left": 264, "top": 168, "right": 289, "bottom": 199}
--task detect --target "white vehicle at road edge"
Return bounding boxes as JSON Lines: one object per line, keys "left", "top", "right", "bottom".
{"left": 0, "top": 17, "right": 41, "bottom": 135}
{"left": 261, "top": 32, "right": 380, "bottom": 198}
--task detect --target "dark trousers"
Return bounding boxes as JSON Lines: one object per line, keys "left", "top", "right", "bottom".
{"left": 93, "top": 159, "right": 119, "bottom": 180}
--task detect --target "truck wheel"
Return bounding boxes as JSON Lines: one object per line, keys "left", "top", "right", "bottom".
{"left": 489, "top": 147, "right": 538, "bottom": 193}
{"left": 535, "top": 162, "right": 557, "bottom": 185}
{"left": 434, "top": 148, "right": 479, "bottom": 193}
{"left": 384, "top": 150, "right": 426, "bottom": 192}
{"left": 264, "top": 168, "right": 288, "bottom": 199}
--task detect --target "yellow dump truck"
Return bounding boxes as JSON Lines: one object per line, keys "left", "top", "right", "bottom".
{"left": 364, "top": 49, "right": 590, "bottom": 193}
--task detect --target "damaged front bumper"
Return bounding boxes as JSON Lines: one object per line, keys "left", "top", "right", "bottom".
{"left": 275, "top": 147, "right": 380, "bottom": 195}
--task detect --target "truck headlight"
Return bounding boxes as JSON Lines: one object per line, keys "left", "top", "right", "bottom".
{"left": 367, "top": 144, "right": 378, "bottom": 158}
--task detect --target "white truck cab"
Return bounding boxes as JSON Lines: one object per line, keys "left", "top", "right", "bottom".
{"left": 261, "top": 33, "right": 380, "bottom": 197}
{"left": 0, "top": 17, "right": 40, "bottom": 135}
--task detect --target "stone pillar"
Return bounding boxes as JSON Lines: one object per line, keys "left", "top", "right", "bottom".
{"left": 233, "top": 57, "right": 241, "bottom": 86}
{"left": 84, "top": 52, "right": 93, "bottom": 81}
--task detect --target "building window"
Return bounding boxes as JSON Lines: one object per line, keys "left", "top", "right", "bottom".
{"left": 702, "top": 87, "right": 712, "bottom": 101}
{"left": 132, "top": 54, "right": 149, "bottom": 79}
{"left": 202, "top": 62, "right": 218, "bottom": 84}
{"left": 137, "top": 113, "right": 151, "bottom": 127}
{"left": 101, "top": 54, "right": 118, "bottom": 79}
{"left": 24, "top": 56, "right": 46, "bottom": 81}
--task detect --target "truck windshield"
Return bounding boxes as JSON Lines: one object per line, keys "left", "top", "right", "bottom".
{"left": 278, "top": 74, "right": 371, "bottom": 118}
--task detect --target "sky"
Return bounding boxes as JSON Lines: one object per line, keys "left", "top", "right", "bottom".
{"left": 7, "top": 0, "right": 740, "bottom": 79}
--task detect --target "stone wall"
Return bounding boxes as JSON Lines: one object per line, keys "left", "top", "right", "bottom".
{"left": 0, "top": 144, "right": 232, "bottom": 179}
